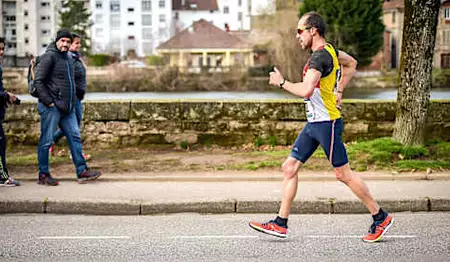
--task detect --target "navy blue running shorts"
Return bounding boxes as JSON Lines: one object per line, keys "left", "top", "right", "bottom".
{"left": 290, "top": 118, "right": 349, "bottom": 168}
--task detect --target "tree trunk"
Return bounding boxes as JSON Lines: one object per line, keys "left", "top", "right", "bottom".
{"left": 393, "top": 0, "right": 440, "bottom": 145}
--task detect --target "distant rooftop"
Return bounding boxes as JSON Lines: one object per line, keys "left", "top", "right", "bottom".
{"left": 172, "top": 0, "right": 219, "bottom": 11}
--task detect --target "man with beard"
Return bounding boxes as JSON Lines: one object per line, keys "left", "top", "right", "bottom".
{"left": 248, "top": 12, "right": 393, "bottom": 243}
{"left": 34, "top": 29, "right": 101, "bottom": 186}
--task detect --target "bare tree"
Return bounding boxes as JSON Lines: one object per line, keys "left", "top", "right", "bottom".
{"left": 393, "top": 0, "right": 440, "bottom": 145}
{"left": 252, "top": 8, "right": 309, "bottom": 82}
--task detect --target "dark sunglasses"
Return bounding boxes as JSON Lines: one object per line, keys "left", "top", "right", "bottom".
{"left": 297, "top": 26, "right": 312, "bottom": 35}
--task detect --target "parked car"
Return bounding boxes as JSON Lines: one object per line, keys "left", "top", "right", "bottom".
{"left": 118, "top": 60, "right": 148, "bottom": 68}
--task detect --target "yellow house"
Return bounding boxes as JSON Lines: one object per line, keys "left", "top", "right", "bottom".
{"left": 156, "top": 19, "right": 254, "bottom": 73}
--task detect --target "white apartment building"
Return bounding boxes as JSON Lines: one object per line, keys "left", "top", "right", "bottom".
{"left": 90, "top": 0, "right": 172, "bottom": 57}
{"left": 1, "top": 0, "right": 66, "bottom": 64}
{"left": 0, "top": 0, "right": 275, "bottom": 62}
{"left": 172, "top": 0, "right": 251, "bottom": 34}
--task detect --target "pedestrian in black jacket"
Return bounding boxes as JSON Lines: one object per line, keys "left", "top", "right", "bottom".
{"left": 34, "top": 29, "right": 101, "bottom": 186}
{"left": 0, "top": 37, "right": 21, "bottom": 186}
{"left": 50, "top": 33, "right": 90, "bottom": 160}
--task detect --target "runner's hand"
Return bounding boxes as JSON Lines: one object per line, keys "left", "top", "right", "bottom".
{"left": 336, "top": 92, "right": 343, "bottom": 110}
{"left": 269, "top": 67, "right": 284, "bottom": 87}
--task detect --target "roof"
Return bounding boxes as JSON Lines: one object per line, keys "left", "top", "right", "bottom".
{"left": 157, "top": 19, "right": 250, "bottom": 50}
{"left": 383, "top": 0, "right": 404, "bottom": 10}
{"left": 172, "top": 0, "right": 218, "bottom": 11}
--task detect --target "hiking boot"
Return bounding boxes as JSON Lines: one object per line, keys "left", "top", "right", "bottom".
{"left": 0, "top": 177, "right": 21, "bottom": 187}
{"left": 362, "top": 214, "right": 394, "bottom": 243}
{"left": 249, "top": 220, "right": 287, "bottom": 238}
{"left": 77, "top": 168, "right": 101, "bottom": 183}
{"left": 37, "top": 173, "right": 59, "bottom": 186}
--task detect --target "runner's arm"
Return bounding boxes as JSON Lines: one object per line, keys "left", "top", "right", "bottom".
{"left": 337, "top": 51, "right": 357, "bottom": 92}
{"left": 279, "top": 69, "right": 321, "bottom": 98}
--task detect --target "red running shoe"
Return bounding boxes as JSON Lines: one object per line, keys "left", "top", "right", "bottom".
{"left": 363, "top": 214, "right": 394, "bottom": 243}
{"left": 249, "top": 220, "right": 287, "bottom": 238}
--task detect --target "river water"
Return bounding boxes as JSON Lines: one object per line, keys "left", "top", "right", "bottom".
{"left": 17, "top": 88, "right": 450, "bottom": 101}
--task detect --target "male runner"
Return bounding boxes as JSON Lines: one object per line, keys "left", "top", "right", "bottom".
{"left": 249, "top": 12, "right": 393, "bottom": 243}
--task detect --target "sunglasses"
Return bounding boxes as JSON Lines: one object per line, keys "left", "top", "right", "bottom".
{"left": 297, "top": 26, "right": 312, "bottom": 35}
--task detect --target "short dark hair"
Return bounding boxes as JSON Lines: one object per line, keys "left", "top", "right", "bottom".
{"left": 304, "top": 12, "right": 326, "bottom": 37}
{"left": 71, "top": 32, "right": 81, "bottom": 39}
{"left": 0, "top": 37, "right": 5, "bottom": 44}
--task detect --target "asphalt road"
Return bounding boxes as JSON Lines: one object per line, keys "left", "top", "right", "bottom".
{"left": 0, "top": 212, "right": 449, "bottom": 262}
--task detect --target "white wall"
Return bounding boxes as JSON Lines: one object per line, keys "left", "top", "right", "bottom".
{"left": 175, "top": 0, "right": 252, "bottom": 32}
{"left": 91, "top": 0, "right": 172, "bottom": 57}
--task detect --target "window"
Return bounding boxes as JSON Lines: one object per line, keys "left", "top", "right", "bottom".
{"left": 159, "top": 28, "right": 166, "bottom": 38}
{"left": 441, "top": 54, "right": 450, "bottom": 68}
{"left": 128, "top": 8, "right": 134, "bottom": 12}
{"left": 443, "top": 30, "right": 450, "bottom": 45}
{"left": 110, "top": 14, "right": 120, "bottom": 29}
{"left": 142, "top": 0, "right": 151, "bottom": 11}
{"left": 159, "top": 14, "right": 165, "bottom": 23}
{"left": 392, "top": 12, "right": 395, "bottom": 23}
{"left": 238, "top": 0, "right": 242, "bottom": 6}
{"left": 96, "top": 27, "right": 103, "bottom": 36}
{"left": 159, "top": 0, "right": 165, "bottom": 8}
{"left": 41, "top": 16, "right": 50, "bottom": 21}
{"left": 24, "top": 24, "right": 29, "bottom": 30}
{"left": 128, "top": 22, "right": 135, "bottom": 26}
{"left": 142, "top": 14, "right": 152, "bottom": 26}
{"left": 24, "top": 10, "right": 28, "bottom": 16}
{"left": 128, "top": 36, "right": 135, "bottom": 40}
{"left": 25, "top": 38, "right": 29, "bottom": 44}
{"left": 445, "top": 8, "right": 450, "bottom": 20}
{"left": 224, "top": 6, "right": 229, "bottom": 14}
{"left": 110, "top": 0, "right": 120, "bottom": 12}
{"left": 96, "top": 1, "right": 102, "bottom": 8}
{"left": 96, "top": 14, "right": 103, "bottom": 24}
{"left": 238, "top": 12, "right": 242, "bottom": 21}
{"left": 142, "top": 28, "right": 152, "bottom": 40}
{"left": 6, "top": 16, "right": 16, "bottom": 21}
{"left": 41, "top": 2, "right": 50, "bottom": 7}
{"left": 42, "top": 44, "right": 47, "bottom": 48}
{"left": 41, "top": 30, "right": 49, "bottom": 36}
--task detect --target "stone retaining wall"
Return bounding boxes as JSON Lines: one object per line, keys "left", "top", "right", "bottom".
{"left": 4, "top": 100, "right": 450, "bottom": 146}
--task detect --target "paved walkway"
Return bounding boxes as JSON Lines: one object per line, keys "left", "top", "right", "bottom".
{"left": 1, "top": 171, "right": 449, "bottom": 215}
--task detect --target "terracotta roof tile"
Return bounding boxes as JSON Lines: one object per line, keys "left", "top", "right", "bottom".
{"left": 383, "top": 0, "right": 404, "bottom": 10}
{"left": 157, "top": 19, "right": 250, "bottom": 50}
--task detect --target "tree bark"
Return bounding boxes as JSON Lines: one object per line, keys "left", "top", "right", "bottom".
{"left": 393, "top": 0, "right": 440, "bottom": 145}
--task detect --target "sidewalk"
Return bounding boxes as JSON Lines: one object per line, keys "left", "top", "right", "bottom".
{"left": 1, "top": 171, "right": 450, "bottom": 215}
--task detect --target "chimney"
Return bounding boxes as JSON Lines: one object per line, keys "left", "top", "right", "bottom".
{"left": 224, "top": 23, "right": 230, "bottom": 32}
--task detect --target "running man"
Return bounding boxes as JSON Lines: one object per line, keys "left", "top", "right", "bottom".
{"left": 249, "top": 12, "right": 393, "bottom": 243}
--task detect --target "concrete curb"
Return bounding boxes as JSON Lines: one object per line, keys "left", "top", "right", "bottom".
{"left": 1, "top": 198, "right": 448, "bottom": 215}
{"left": 13, "top": 173, "right": 450, "bottom": 182}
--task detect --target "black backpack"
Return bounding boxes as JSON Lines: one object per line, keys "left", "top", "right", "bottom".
{"left": 27, "top": 56, "right": 40, "bottom": 97}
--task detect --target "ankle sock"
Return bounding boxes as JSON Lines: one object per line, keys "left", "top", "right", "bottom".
{"left": 372, "top": 208, "right": 386, "bottom": 222}
{"left": 274, "top": 216, "right": 288, "bottom": 227}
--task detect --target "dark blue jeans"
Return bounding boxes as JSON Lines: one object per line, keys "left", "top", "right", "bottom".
{"left": 53, "top": 100, "right": 83, "bottom": 143}
{"left": 0, "top": 121, "right": 9, "bottom": 180}
{"left": 37, "top": 102, "right": 87, "bottom": 176}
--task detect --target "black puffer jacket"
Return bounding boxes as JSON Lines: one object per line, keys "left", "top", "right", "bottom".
{"left": 70, "top": 51, "right": 86, "bottom": 100}
{"left": 34, "top": 42, "right": 76, "bottom": 113}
